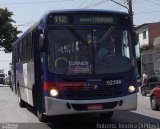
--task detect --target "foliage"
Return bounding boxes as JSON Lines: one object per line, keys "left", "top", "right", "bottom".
{"left": 0, "top": 8, "right": 21, "bottom": 53}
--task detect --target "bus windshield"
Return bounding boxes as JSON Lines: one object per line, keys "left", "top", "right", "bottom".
{"left": 47, "top": 27, "right": 134, "bottom": 75}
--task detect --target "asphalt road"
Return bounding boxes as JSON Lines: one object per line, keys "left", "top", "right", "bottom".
{"left": 0, "top": 85, "right": 160, "bottom": 129}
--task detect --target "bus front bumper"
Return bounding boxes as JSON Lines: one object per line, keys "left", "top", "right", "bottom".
{"left": 44, "top": 93, "right": 137, "bottom": 116}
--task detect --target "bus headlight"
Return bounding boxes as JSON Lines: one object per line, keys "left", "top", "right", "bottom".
{"left": 50, "top": 88, "right": 58, "bottom": 97}
{"left": 128, "top": 85, "right": 135, "bottom": 93}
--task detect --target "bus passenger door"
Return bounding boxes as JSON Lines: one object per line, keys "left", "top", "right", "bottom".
{"left": 33, "top": 30, "right": 45, "bottom": 115}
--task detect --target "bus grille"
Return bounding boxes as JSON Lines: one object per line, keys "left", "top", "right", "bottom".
{"left": 64, "top": 84, "right": 122, "bottom": 100}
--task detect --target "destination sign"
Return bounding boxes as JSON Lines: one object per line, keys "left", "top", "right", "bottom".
{"left": 47, "top": 13, "right": 129, "bottom": 25}
{"left": 54, "top": 16, "right": 68, "bottom": 24}
{"left": 77, "top": 16, "right": 114, "bottom": 24}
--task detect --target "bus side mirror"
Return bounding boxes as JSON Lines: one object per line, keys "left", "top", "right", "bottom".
{"left": 39, "top": 34, "right": 44, "bottom": 51}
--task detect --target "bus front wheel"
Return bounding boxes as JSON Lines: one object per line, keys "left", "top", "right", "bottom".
{"left": 37, "top": 110, "right": 48, "bottom": 122}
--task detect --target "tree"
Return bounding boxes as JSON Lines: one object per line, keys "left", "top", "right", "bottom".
{"left": 0, "top": 8, "right": 21, "bottom": 53}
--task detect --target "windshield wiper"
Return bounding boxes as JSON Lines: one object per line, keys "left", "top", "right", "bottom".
{"left": 97, "top": 26, "right": 115, "bottom": 45}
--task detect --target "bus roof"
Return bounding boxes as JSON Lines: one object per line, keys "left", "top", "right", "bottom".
{"left": 13, "top": 9, "right": 129, "bottom": 46}
{"left": 45, "top": 9, "right": 128, "bottom": 15}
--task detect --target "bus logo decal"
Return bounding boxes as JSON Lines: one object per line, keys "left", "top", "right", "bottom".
{"left": 83, "top": 83, "right": 98, "bottom": 90}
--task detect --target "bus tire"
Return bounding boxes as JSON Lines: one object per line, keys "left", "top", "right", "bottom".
{"left": 32, "top": 85, "right": 38, "bottom": 109}
{"left": 32, "top": 85, "right": 48, "bottom": 122}
{"left": 18, "top": 88, "right": 27, "bottom": 108}
{"left": 100, "top": 111, "right": 113, "bottom": 119}
{"left": 37, "top": 110, "right": 48, "bottom": 122}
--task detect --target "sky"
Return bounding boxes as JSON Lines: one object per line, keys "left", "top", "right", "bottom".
{"left": 0, "top": 0, "right": 160, "bottom": 74}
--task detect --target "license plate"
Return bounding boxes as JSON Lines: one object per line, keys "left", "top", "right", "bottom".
{"left": 87, "top": 104, "right": 102, "bottom": 110}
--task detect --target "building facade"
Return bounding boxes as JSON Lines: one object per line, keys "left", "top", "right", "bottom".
{"left": 135, "top": 22, "right": 160, "bottom": 77}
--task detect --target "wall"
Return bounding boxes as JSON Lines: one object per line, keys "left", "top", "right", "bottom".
{"left": 135, "top": 25, "right": 149, "bottom": 48}
{"left": 149, "top": 23, "right": 160, "bottom": 46}
{"left": 139, "top": 30, "right": 149, "bottom": 47}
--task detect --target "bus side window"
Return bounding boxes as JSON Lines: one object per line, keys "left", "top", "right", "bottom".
{"left": 31, "top": 32, "right": 34, "bottom": 60}
{"left": 26, "top": 35, "right": 29, "bottom": 62}
{"left": 23, "top": 36, "right": 27, "bottom": 62}
{"left": 17, "top": 43, "right": 20, "bottom": 63}
{"left": 27, "top": 33, "right": 33, "bottom": 61}
{"left": 24, "top": 32, "right": 34, "bottom": 62}
{"left": 16, "top": 45, "right": 18, "bottom": 63}
{"left": 19, "top": 41, "right": 23, "bottom": 63}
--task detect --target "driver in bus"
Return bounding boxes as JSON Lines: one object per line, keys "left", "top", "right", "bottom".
{"left": 98, "top": 38, "right": 116, "bottom": 60}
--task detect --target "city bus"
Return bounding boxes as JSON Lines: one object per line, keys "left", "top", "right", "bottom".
{"left": 12, "top": 9, "right": 137, "bottom": 122}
